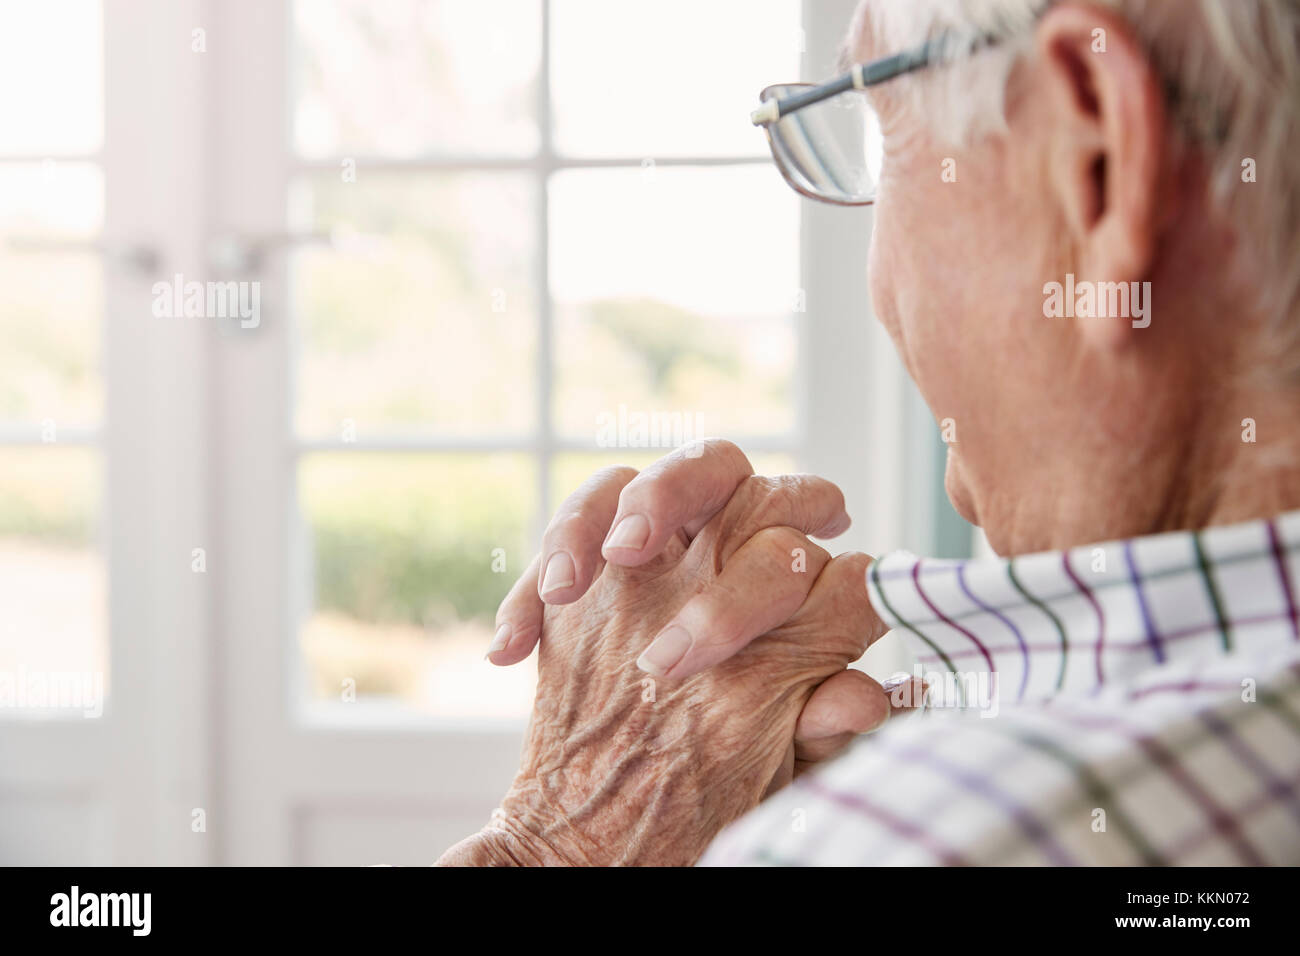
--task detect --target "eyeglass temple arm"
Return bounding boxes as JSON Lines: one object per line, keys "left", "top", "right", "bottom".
{"left": 749, "top": 35, "right": 960, "bottom": 126}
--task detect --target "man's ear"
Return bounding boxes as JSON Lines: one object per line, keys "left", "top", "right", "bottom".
{"left": 1035, "top": 2, "right": 1167, "bottom": 345}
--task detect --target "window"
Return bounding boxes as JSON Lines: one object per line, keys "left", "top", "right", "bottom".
{"left": 287, "top": 0, "right": 806, "bottom": 719}
{"left": 0, "top": 0, "right": 107, "bottom": 717}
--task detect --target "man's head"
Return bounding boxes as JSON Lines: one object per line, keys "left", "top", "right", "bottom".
{"left": 850, "top": 0, "right": 1300, "bottom": 553}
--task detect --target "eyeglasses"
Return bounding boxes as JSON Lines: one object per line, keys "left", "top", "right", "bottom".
{"left": 751, "top": 35, "right": 990, "bottom": 205}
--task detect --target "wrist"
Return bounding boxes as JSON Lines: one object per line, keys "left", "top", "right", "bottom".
{"left": 434, "top": 808, "right": 587, "bottom": 867}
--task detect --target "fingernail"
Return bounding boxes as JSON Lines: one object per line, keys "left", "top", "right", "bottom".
{"left": 539, "top": 551, "right": 575, "bottom": 596}
{"left": 486, "top": 623, "right": 511, "bottom": 659}
{"left": 605, "top": 514, "right": 650, "bottom": 552}
{"left": 637, "top": 625, "right": 692, "bottom": 677}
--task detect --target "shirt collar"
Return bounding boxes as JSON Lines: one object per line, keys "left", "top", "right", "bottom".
{"left": 866, "top": 510, "right": 1300, "bottom": 702}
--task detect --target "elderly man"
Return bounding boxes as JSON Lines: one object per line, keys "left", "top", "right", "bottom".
{"left": 438, "top": 0, "right": 1300, "bottom": 866}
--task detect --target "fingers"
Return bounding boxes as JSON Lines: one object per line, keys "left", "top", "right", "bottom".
{"left": 487, "top": 552, "right": 543, "bottom": 666}
{"left": 537, "top": 465, "right": 638, "bottom": 605}
{"left": 603, "top": 440, "right": 853, "bottom": 570}
{"left": 792, "top": 551, "right": 892, "bottom": 658}
{"left": 794, "top": 669, "right": 890, "bottom": 765}
{"left": 491, "top": 465, "right": 637, "bottom": 666}
{"left": 601, "top": 439, "right": 755, "bottom": 566}
{"left": 636, "top": 527, "right": 831, "bottom": 679}
{"left": 710, "top": 475, "right": 853, "bottom": 566}
{"left": 792, "top": 670, "right": 926, "bottom": 770}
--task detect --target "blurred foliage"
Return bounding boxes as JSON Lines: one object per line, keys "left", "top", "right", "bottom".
{"left": 292, "top": 172, "right": 536, "bottom": 436}
{"left": 0, "top": 448, "right": 97, "bottom": 544}
{"left": 0, "top": 252, "right": 100, "bottom": 425}
{"left": 300, "top": 454, "right": 533, "bottom": 628}
{"left": 586, "top": 298, "right": 740, "bottom": 388}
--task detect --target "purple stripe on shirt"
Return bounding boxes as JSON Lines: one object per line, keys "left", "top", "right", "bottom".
{"left": 1125, "top": 680, "right": 1242, "bottom": 700}
{"left": 911, "top": 604, "right": 1297, "bottom": 667}
{"left": 956, "top": 562, "right": 1030, "bottom": 702}
{"left": 800, "top": 776, "right": 971, "bottom": 866}
{"left": 1267, "top": 519, "right": 1300, "bottom": 641}
{"left": 912, "top": 562, "right": 997, "bottom": 679}
{"left": 1196, "top": 708, "right": 1300, "bottom": 829}
{"left": 876, "top": 736, "right": 1076, "bottom": 865}
{"left": 1061, "top": 549, "right": 1107, "bottom": 688}
{"left": 1165, "top": 766, "right": 1300, "bottom": 862}
{"left": 1123, "top": 539, "right": 1165, "bottom": 664}
{"left": 1036, "top": 705, "right": 1266, "bottom": 865}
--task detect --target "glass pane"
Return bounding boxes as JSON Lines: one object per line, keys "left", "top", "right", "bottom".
{"left": 551, "top": 166, "right": 799, "bottom": 441}
{"left": 0, "top": 162, "right": 103, "bottom": 237}
{"left": 0, "top": 1, "right": 102, "bottom": 154}
{"left": 297, "top": 453, "right": 536, "bottom": 719}
{"left": 290, "top": 172, "right": 536, "bottom": 437}
{"left": 0, "top": 447, "right": 106, "bottom": 719}
{"left": 291, "top": 0, "right": 540, "bottom": 159}
{"left": 0, "top": 164, "right": 104, "bottom": 428}
{"left": 551, "top": 0, "right": 801, "bottom": 158}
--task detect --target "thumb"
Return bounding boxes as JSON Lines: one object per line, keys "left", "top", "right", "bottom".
{"left": 793, "top": 668, "right": 925, "bottom": 770}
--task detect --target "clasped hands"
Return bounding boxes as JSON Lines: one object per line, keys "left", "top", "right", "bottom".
{"left": 437, "top": 440, "right": 919, "bottom": 866}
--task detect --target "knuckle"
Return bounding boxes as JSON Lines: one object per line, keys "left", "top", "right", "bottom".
{"left": 674, "top": 438, "right": 750, "bottom": 481}
{"left": 558, "top": 465, "right": 638, "bottom": 513}
{"left": 592, "top": 464, "right": 639, "bottom": 487}
{"left": 700, "top": 437, "right": 744, "bottom": 465}
{"left": 738, "top": 475, "right": 836, "bottom": 533}
{"left": 751, "top": 525, "right": 822, "bottom": 567}
{"left": 727, "top": 475, "right": 779, "bottom": 520}
{"left": 822, "top": 550, "right": 873, "bottom": 586}
{"left": 757, "top": 482, "right": 799, "bottom": 524}
{"left": 803, "top": 474, "right": 847, "bottom": 513}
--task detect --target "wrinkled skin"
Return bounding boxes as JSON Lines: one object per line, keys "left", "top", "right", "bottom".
{"left": 439, "top": 513, "right": 884, "bottom": 866}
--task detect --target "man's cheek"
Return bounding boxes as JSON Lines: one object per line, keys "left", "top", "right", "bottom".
{"left": 944, "top": 447, "right": 980, "bottom": 527}
{"left": 867, "top": 234, "right": 903, "bottom": 344}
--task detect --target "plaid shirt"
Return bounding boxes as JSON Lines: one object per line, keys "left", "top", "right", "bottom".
{"left": 701, "top": 511, "right": 1300, "bottom": 865}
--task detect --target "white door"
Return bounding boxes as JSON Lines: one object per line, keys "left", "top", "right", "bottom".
{"left": 0, "top": 0, "right": 212, "bottom": 865}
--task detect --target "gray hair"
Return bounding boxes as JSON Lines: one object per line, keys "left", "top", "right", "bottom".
{"left": 865, "top": 0, "right": 1300, "bottom": 372}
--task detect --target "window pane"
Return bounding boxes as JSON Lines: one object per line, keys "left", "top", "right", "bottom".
{"left": 0, "top": 162, "right": 103, "bottom": 237}
{"left": 0, "top": 253, "right": 102, "bottom": 428}
{"left": 550, "top": 166, "right": 799, "bottom": 441}
{"left": 0, "top": 447, "right": 106, "bottom": 719}
{"left": 297, "top": 454, "right": 536, "bottom": 718}
{"left": 551, "top": 0, "right": 801, "bottom": 158}
{"left": 0, "top": 164, "right": 104, "bottom": 429}
{"left": 290, "top": 172, "right": 536, "bottom": 437}
{"left": 0, "top": 1, "right": 102, "bottom": 154}
{"left": 292, "top": 0, "right": 540, "bottom": 159}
